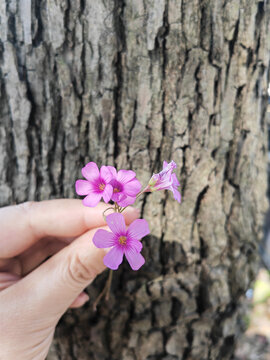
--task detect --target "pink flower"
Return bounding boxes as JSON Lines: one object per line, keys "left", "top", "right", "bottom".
{"left": 145, "top": 160, "right": 181, "bottom": 203}
{"left": 107, "top": 166, "right": 141, "bottom": 207}
{"left": 93, "top": 213, "right": 150, "bottom": 270}
{"left": 75, "top": 162, "right": 113, "bottom": 207}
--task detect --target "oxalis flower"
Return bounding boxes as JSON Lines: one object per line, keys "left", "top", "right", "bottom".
{"left": 107, "top": 166, "right": 142, "bottom": 207}
{"left": 93, "top": 213, "right": 150, "bottom": 270}
{"left": 75, "top": 162, "right": 113, "bottom": 207}
{"left": 145, "top": 160, "right": 181, "bottom": 203}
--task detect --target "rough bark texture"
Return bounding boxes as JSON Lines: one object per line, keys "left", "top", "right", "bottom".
{"left": 0, "top": 1, "right": 270, "bottom": 359}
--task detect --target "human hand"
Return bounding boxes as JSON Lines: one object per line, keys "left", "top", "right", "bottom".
{"left": 0, "top": 199, "right": 139, "bottom": 360}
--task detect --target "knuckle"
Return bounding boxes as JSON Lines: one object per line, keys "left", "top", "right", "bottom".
{"left": 18, "top": 201, "right": 37, "bottom": 212}
{"left": 18, "top": 201, "right": 37, "bottom": 232}
{"left": 67, "top": 252, "right": 97, "bottom": 285}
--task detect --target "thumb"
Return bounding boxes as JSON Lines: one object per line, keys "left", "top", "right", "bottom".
{"left": 1, "top": 227, "right": 108, "bottom": 329}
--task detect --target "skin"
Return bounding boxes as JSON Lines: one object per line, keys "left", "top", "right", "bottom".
{"left": 0, "top": 199, "right": 139, "bottom": 360}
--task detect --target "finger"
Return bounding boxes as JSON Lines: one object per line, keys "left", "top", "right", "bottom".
{"left": 19, "top": 240, "right": 67, "bottom": 275}
{"left": 0, "top": 273, "right": 20, "bottom": 291}
{"left": 0, "top": 280, "right": 18, "bottom": 291}
{"left": 69, "top": 292, "right": 89, "bottom": 308}
{"left": 0, "top": 259, "right": 21, "bottom": 275}
{"left": 0, "top": 199, "right": 140, "bottom": 258}
{"left": 0, "top": 226, "right": 111, "bottom": 329}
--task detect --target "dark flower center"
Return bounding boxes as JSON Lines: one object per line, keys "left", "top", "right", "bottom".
{"left": 118, "top": 236, "right": 127, "bottom": 245}
{"left": 110, "top": 179, "right": 123, "bottom": 194}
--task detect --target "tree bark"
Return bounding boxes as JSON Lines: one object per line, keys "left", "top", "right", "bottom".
{"left": 0, "top": 0, "right": 269, "bottom": 359}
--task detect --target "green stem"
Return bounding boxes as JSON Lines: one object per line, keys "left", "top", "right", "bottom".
{"left": 105, "top": 269, "right": 113, "bottom": 301}
{"left": 136, "top": 190, "right": 144, "bottom": 198}
{"left": 102, "top": 207, "right": 115, "bottom": 221}
{"left": 94, "top": 187, "right": 147, "bottom": 308}
{"left": 119, "top": 189, "right": 146, "bottom": 213}
{"left": 93, "top": 269, "right": 114, "bottom": 310}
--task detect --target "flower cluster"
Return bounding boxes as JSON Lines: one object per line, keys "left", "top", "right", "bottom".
{"left": 75, "top": 160, "right": 180, "bottom": 271}
{"left": 75, "top": 162, "right": 141, "bottom": 208}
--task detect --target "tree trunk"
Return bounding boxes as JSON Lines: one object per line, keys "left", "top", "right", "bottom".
{"left": 0, "top": 0, "right": 269, "bottom": 359}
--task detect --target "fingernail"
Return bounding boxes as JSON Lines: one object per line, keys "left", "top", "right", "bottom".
{"left": 129, "top": 207, "right": 140, "bottom": 214}
{"left": 81, "top": 293, "right": 90, "bottom": 303}
{"left": 78, "top": 292, "right": 90, "bottom": 306}
{"left": 135, "top": 208, "right": 141, "bottom": 216}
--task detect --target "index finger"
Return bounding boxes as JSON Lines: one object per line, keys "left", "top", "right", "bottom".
{"left": 0, "top": 199, "right": 140, "bottom": 258}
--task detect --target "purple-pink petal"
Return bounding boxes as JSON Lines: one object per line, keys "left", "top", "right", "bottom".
{"left": 107, "top": 165, "right": 117, "bottom": 179}
{"left": 147, "top": 160, "right": 180, "bottom": 195}
{"left": 128, "top": 238, "right": 143, "bottom": 252}
{"left": 83, "top": 192, "right": 102, "bottom": 207}
{"left": 163, "top": 160, "right": 176, "bottom": 172}
{"left": 117, "top": 170, "right": 136, "bottom": 184}
{"left": 103, "top": 246, "right": 124, "bottom": 270}
{"left": 75, "top": 180, "right": 92, "bottom": 195}
{"left": 172, "top": 173, "right": 180, "bottom": 187}
{"left": 106, "top": 213, "right": 126, "bottom": 235}
{"left": 127, "top": 219, "right": 150, "bottom": 241}
{"left": 163, "top": 160, "right": 168, "bottom": 168}
{"left": 172, "top": 187, "right": 181, "bottom": 203}
{"left": 159, "top": 161, "right": 176, "bottom": 182}
{"left": 102, "top": 184, "right": 113, "bottom": 203}
{"left": 100, "top": 165, "right": 113, "bottom": 183}
{"left": 81, "top": 162, "right": 100, "bottom": 182}
{"left": 124, "top": 247, "right": 145, "bottom": 270}
{"left": 123, "top": 178, "right": 141, "bottom": 197}
{"left": 111, "top": 191, "right": 121, "bottom": 203}
{"left": 117, "top": 194, "right": 136, "bottom": 207}
{"left": 93, "top": 229, "right": 116, "bottom": 248}
{"left": 155, "top": 177, "right": 173, "bottom": 190}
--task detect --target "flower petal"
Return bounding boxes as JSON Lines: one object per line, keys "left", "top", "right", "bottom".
{"left": 103, "top": 246, "right": 123, "bottom": 270}
{"left": 100, "top": 166, "right": 113, "bottom": 183}
{"left": 117, "top": 170, "right": 136, "bottom": 184}
{"left": 172, "top": 173, "right": 180, "bottom": 187}
{"left": 106, "top": 213, "right": 126, "bottom": 235}
{"left": 83, "top": 192, "right": 102, "bottom": 207}
{"left": 111, "top": 191, "right": 121, "bottom": 203}
{"left": 107, "top": 165, "right": 117, "bottom": 179}
{"left": 117, "top": 194, "right": 136, "bottom": 207}
{"left": 165, "top": 160, "right": 177, "bottom": 171}
{"left": 172, "top": 187, "right": 181, "bottom": 203}
{"left": 82, "top": 162, "right": 100, "bottom": 182}
{"left": 163, "top": 160, "right": 168, "bottom": 168}
{"left": 123, "top": 178, "right": 141, "bottom": 196}
{"left": 129, "top": 239, "right": 143, "bottom": 252}
{"left": 93, "top": 229, "right": 116, "bottom": 248}
{"left": 102, "top": 184, "right": 113, "bottom": 203}
{"left": 155, "top": 178, "right": 173, "bottom": 190}
{"left": 124, "top": 247, "right": 145, "bottom": 270}
{"left": 127, "top": 219, "right": 150, "bottom": 240}
{"left": 75, "top": 180, "right": 92, "bottom": 195}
